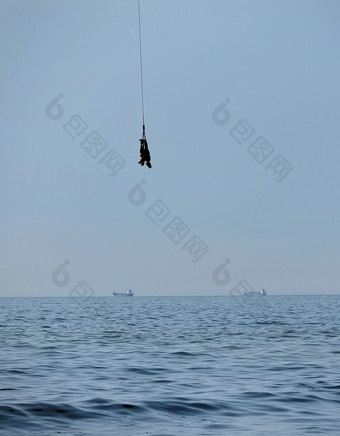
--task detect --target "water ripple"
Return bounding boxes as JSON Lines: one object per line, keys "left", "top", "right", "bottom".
{"left": 1, "top": 295, "right": 340, "bottom": 435}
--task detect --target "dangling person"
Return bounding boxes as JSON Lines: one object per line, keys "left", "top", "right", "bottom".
{"left": 138, "top": 126, "right": 152, "bottom": 168}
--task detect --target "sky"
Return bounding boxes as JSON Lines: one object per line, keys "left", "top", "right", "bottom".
{"left": 1, "top": 0, "right": 340, "bottom": 297}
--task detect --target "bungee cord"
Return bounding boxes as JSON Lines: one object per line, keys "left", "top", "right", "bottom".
{"left": 138, "top": 0, "right": 145, "bottom": 127}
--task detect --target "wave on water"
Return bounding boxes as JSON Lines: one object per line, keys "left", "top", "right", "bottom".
{"left": 1, "top": 295, "right": 340, "bottom": 435}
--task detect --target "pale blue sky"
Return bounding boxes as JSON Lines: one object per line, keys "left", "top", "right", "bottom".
{"left": 1, "top": 0, "right": 339, "bottom": 296}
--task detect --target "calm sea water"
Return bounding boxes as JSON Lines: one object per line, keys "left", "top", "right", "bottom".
{"left": 1, "top": 295, "right": 340, "bottom": 435}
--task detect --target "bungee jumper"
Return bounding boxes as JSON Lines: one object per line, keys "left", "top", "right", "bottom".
{"left": 137, "top": 0, "right": 152, "bottom": 168}
{"left": 138, "top": 124, "right": 152, "bottom": 168}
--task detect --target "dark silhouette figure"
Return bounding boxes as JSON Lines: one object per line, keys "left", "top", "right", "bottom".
{"left": 138, "top": 125, "right": 152, "bottom": 168}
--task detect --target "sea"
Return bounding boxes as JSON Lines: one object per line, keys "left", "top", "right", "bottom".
{"left": 1, "top": 295, "right": 340, "bottom": 436}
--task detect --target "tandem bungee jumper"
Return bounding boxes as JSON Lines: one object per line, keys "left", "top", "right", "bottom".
{"left": 137, "top": 0, "right": 152, "bottom": 168}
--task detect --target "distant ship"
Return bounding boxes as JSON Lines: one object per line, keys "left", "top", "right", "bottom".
{"left": 112, "top": 289, "right": 134, "bottom": 297}
{"left": 245, "top": 288, "right": 267, "bottom": 295}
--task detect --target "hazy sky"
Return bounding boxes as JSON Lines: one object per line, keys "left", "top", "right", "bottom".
{"left": 1, "top": 0, "right": 340, "bottom": 297}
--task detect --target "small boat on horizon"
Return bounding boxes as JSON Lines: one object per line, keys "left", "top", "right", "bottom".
{"left": 245, "top": 288, "right": 267, "bottom": 295}
{"left": 112, "top": 289, "right": 134, "bottom": 297}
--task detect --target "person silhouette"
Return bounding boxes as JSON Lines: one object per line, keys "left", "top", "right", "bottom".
{"left": 138, "top": 126, "right": 152, "bottom": 168}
